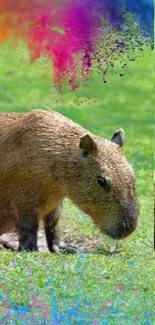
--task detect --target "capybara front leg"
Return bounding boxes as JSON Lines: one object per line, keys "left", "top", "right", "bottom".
{"left": 44, "top": 204, "right": 78, "bottom": 254}
{"left": 17, "top": 224, "right": 38, "bottom": 251}
{"left": 16, "top": 211, "right": 39, "bottom": 252}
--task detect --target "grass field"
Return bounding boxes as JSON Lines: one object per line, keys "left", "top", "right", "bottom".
{"left": 0, "top": 42, "right": 154, "bottom": 324}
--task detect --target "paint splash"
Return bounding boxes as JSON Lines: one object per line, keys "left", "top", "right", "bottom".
{"left": 0, "top": 0, "right": 153, "bottom": 88}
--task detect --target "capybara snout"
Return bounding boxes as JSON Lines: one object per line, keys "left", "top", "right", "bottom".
{"left": 103, "top": 203, "right": 138, "bottom": 240}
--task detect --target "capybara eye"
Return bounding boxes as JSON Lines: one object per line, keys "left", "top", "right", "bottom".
{"left": 97, "top": 176, "right": 110, "bottom": 190}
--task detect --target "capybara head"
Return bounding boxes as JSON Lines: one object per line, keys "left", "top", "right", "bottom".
{"left": 68, "top": 129, "right": 138, "bottom": 239}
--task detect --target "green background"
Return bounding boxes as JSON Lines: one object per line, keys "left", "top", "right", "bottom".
{"left": 0, "top": 42, "right": 154, "bottom": 324}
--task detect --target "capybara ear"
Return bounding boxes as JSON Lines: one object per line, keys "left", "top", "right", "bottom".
{"left": 79, "top": 134, "right": 97, "bottom": 154}
{"left": 111, "top": 129, "right": 125, "bottom": 147}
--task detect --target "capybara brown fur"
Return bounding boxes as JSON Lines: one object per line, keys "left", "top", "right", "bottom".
{"left": 0, "top": 109, "right": 138, "bottom": 253}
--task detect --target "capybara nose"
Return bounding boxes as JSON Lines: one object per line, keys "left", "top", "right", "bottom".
{"left": 104, "top": 218, "right": 138, "bottom": 240}
{"left": 117, "top": 221, "right": 137, "bottom": 239}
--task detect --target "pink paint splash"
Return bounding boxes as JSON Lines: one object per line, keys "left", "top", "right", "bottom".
{"left": 0, "top": 0, "right": 101, "bottom": 88}
{"left": 43, "top": 309, "right": 51, "bottom": 320}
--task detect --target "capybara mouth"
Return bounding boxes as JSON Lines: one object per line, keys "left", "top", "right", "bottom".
{"left": 104, "top": 229, "right": 132, "bottom": 240}
{"left": 103, "top": 221, "right": 137, "bottom": 240}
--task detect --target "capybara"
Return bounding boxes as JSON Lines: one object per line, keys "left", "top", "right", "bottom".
{"left": 0, "top": 109, "right": 138, "bottom": 253}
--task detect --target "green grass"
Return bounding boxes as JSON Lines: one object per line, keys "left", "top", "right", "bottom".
{"left": 0, "top": 41, "right": 154, "bottom": 324}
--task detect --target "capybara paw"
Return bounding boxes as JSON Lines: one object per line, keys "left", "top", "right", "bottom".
{"left": 52, "top": 241, "right": 79, "bottom": 254}
{"left": 18, "top": 245, "right": 38, "bottom": 252}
